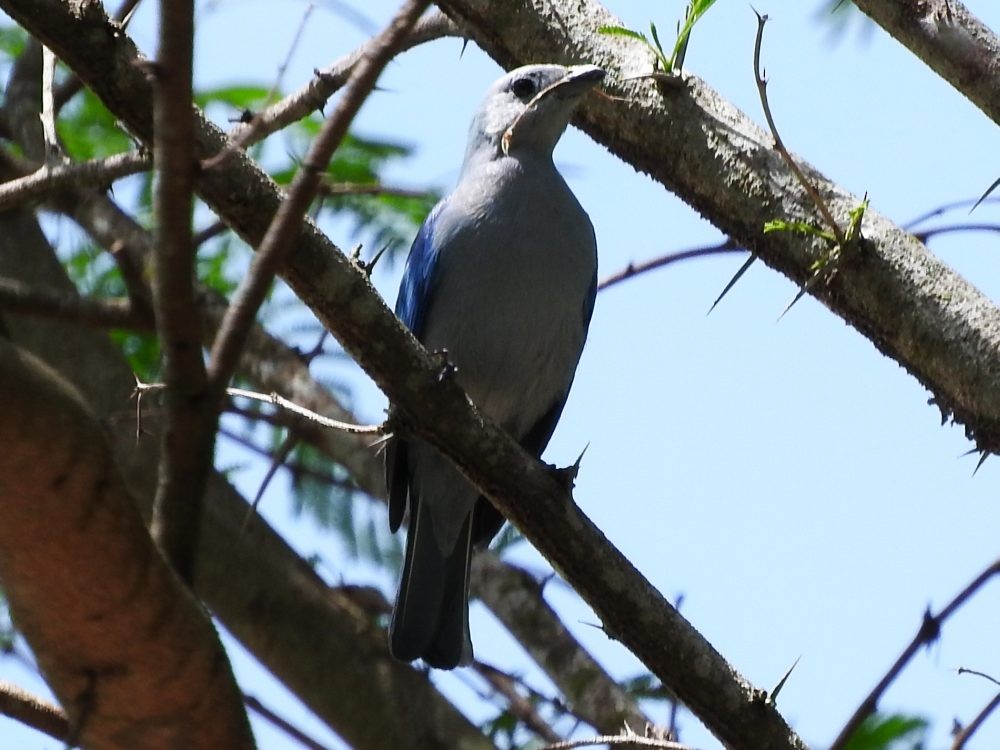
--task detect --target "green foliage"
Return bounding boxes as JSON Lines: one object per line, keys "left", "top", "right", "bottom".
{"left": 57, "top": 88, "right": 133, "bottom": 161}
{"left": 599, "top": 0, "right": 718, "bottom": 74}
{"left": 764, "top": 219, "right": 836, "bottom": 242}
{"left": 284, "top": 440, "right": 403, "bottom": 569}
{"left": 276, "top": 125, "right": 439, "bottom": 252}
{"left": 0, "top": 24, "right": 27, "bottom": 63}
{"left": 842, "top": 712, "right": 929, "bottom": 750}
{"left": 195, "top": 83, "right": 271, "bottom": 114}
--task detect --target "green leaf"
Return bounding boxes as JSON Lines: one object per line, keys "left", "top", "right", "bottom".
{"left": 842, "top": 712, "right": 929, "bottom": 750}
{"left": 57, "top": 88, "right": 132, "bottom": 161}
{"left": 195, "top": 84, "right": 270, "bottom": 111}
{"left": 597, "top": 25, "right": 649, "bottom": 43}
{"left": 0, "top": 24, "right": 27, "bottom": 62}
{"left": 670, "top": 0, "right": 720, "bottom": 70}
{"left": 764, "top": 219, "right": 837, "bottom": 242}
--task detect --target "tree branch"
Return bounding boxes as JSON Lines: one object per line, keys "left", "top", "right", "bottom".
{"left": 852, "top": 0, "right": 1000, "bottom": 129}
{"left": 206, "top": 0, "right": 430, "bottom": 392}
{"left": 0, "top": 276, "right": 145, "bottom": 329}
{"left": 0, "top": 338, "right": 255, "bottom": 750}
{"left": 149, "top": 0, "right": 213, "bottom": 580}
{"left": 228, "top": 10, "right": 462, "bottom": 152}
{"left": 830, "top": 558, "right": 1000, "bottom": 749}
{"left": 0, "top": 150, "right": 149, "bottom": 210}
{"left": 0, "top": 680, "right": 69, "bottom": 743}
{"left": 471, "top": 553, "right": 652, "bottom": 735}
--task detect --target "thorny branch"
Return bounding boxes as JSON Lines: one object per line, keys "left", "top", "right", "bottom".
{"left": 831, "top": 558, "right": 1000, "bottom": 749}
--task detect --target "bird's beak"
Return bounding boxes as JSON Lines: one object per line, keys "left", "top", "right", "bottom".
{"left": 545, "top": 64, "right": 606, "bottom": 100}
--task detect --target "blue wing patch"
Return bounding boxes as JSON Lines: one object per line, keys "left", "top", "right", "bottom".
{"left": 395, "top": 199, "right": 448, "bottom": 338}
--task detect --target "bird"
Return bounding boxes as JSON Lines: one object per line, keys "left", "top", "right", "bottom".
{"left": 385, "top": 63, "right": 604, "bottom": 669}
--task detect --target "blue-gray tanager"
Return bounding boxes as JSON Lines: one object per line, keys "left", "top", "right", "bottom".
{"left": 386, "top": 63, "right": 604, "bottom": 669}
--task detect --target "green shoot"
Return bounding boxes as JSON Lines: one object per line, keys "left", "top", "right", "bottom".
{"left": 598, "top": 0, "right": 719, "bottom": 75}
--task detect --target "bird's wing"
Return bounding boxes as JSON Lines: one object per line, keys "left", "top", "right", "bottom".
{"left": 394, "top": 199, "right": 448, "bottom": 337}
{"left": 387, "top": 199, "right": 448, "bottom": 532}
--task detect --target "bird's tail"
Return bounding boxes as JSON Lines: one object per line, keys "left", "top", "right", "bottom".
{"left": 389, "top": 497, "right": 473, "bottom": 669}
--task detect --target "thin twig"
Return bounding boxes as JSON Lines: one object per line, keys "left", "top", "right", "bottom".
{"left": 950, "top": 691, "right": 1000, "bottom": 750}
{"left": 242, "top": 430, "right": 298, "bottom": 528}
{"left": 539, "top": 733, "right": 693, "bottom": 750}
{"left": 224, "top": 11, "right": 460, "bottom": 154}
{"left": 0, "top": 680, "right": 69, "bottom": 742}
{"left": 219, "top": 427, "right": 359, "bottom": 492}
{"left": 472, "top": 661, "right": 562, "bottom": 743}
{"left": 597, "top": 239, "right": 740, "bottom": 292}
{"left": 830, "top": 558, "right": 1000, "bottom": 750}
{"left": 206, "top": 0, "right": 431, "bottom": 391}
{"left": 135, "top": 382, "right": 383, "bottom": 434}
{"left": 752, "top": 10, "right": 844, "bottom": 246}
{"left": 318, "top": 180, "right": 434, "bottom": 200}
{"left": 957, "top": 667, "right": 1000, "bottom": 688}
{"left": 244, "top": 693, "right": 333, "bottom": 750}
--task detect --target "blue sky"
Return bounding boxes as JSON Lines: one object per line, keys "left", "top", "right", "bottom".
{"left": 3, "top": 1, "right": 1000, "bottom": 748}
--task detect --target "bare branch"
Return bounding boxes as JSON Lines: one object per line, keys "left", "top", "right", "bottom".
{"left": 472, "top": 662, "right": 562, "bottom": 743}
{"left": 597, "top": 239, "right": 739, "bottom": 292}
{"left": 852, "top": 0, "right": 1000, "bottom": 129}
{"left": 0, "top": 151, "right": 149, "bottom": 210}
{"left": 0, "top": 680, "right": 69, "bottom": 743}
{"left": 206, "top": 0, "right": 431, "bottom": 393}
{"left": 149, "top": 0, "right": 213, "bottom": 580}
{"left": 0, "top": 277, "right": 146, "bottom": 329}
{"left": 951, "top": 691, "right": 1000, "bottom": 750}
{"left": 831, "top": 559, "right": 1000, "bottom": 749}
{"left": 472, "top": 554, "right": 652, "bottom": 735}
{"left": 228, "top": 11, "right": 462, "bottom": 152}
{"left": 752, "top": 11, "right": 844, "bottom": 246}
{"left": 136, "top": 381, "right": 384, "bottom": 435}
{"left": 245, "top": 694, "right": 333, "bottom": 750}
{"left": 540, "top": 733, "right": 693, "bottom": 750}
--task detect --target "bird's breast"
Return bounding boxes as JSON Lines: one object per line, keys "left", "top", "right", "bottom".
{"left": 422, "top": 175, "right": 596, "bottom": 438}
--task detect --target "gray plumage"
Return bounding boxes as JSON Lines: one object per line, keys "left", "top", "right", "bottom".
{"left": 387, "top": 63, "right": 604, "bottom": 669}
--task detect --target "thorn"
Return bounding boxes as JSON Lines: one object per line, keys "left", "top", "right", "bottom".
{"left": 973, "top": 451, "right": 989, "bottom": 477}
{"left": 770, "top": 655, "right": 801, "bottom": 704}
{"left": 360, "top": 242, "right": 392, "bottom": 277}
{"left": 431, "top": 349, "right": 457, "bottom": 382}
{"left": 970, "top": 176, "right": 1000, "bottom": 214}
{"left": 552, "top": 444, "right": 588, "bottom": 491}
{"left": 777, "top": 284, "right": 808, "bottom": 321}
{"left": 708, "top": 254, "right": 756, "bottom": 314}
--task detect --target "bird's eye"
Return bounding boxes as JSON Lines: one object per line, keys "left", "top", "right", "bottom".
{"left": 510, "top": 77, "right": 537, "bottom": 99}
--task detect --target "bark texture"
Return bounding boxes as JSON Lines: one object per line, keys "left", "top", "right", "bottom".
{"left": 0, "top": 342, "right": 254, "bottom": 750}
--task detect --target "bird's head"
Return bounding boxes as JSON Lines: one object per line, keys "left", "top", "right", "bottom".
{"left": 465, "top": 64, "right": 605, "bottom": 162}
